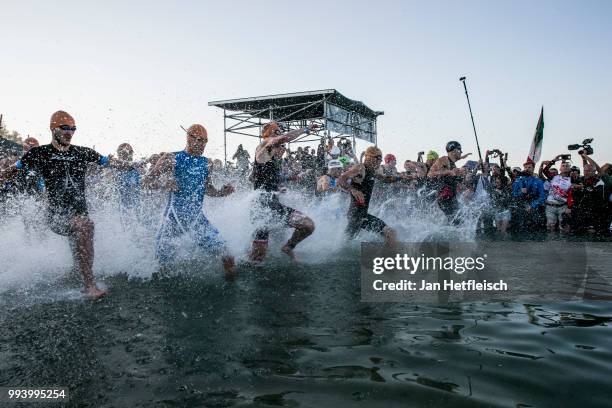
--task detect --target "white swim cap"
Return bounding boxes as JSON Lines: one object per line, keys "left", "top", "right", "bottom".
{"left": 328, "top": 159, "right": 343, "bottom": 170}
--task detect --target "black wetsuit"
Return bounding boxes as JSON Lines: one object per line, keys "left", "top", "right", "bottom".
{"left": 18, "top": 144, "right": 107, "bottom": 235}
{"left": 251, "top": 150, "right": 296, "bottom": 241}
{"left": 346, "top": 166, "right": 387, "bottom": 237}
{"left": 435, "top": 159, "right": 460, "bottom": 221}
{"left": 570, "top": 176, "right": 610, "bottom": 235}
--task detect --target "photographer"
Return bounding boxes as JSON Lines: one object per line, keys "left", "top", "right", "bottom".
{"left": 570, "top": 166, "right": 582, "bottom": 186}
{"left": 232, "top": 144, "right": 250, "bottom": 176}
{"left": 569, "top": 153, "right": 611, "bottom": 236}
{"left": 540, "top": 154, "right": 569, "bottom": 178}
{"left": 541, "top": 157, "right": 573, "bottom": 233}
{"left": 338, "top": 137, "right": 354, "bottom": 157}
{"left": 486, "top": 149, "right": 509, "bottom": 180}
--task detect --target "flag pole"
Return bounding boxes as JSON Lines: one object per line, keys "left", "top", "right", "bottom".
{"left": 459, "top": 77, "right": 483, "bottom": 164}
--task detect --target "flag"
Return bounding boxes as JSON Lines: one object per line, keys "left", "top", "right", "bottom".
{"left": 528, "top": 107, "right": 544, "bottom": 163}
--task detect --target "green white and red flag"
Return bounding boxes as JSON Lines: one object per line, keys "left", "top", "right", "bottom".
{"left": 527, "top": 106, "right": 544, "bottom": 163}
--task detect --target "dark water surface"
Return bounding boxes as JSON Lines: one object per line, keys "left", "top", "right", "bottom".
{"left": 1, "top": 259, "right": 612, "bottom": 407}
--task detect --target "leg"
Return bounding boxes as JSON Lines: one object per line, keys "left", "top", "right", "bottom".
{"left": 361, "top": 213, "right": 394, "bottom": 247}
{"left": 345, "top": 205, "right": 367, "bottom": 240}
{"left": 283, "top": 211, "right": 315, "bottom": 262}
{"left": 221, "top": 254, "right": 236, "bottom": 280}
{"left": 383, "top": 226, "right": 397, "bottom": 248}
{"left": 439, "top": 199, "right": 459, "bottom": 225}
{"left": 69, "top": 215, "right": 106, "bottom": 299}
{"left": 249, "top": 228, "right": 270, "bottom": 262}
{"left": 155, "top": 215, "right": 181, "bottom": 272}
{"left": 560, "top": 206, "right": 571, "bottom": 234}
{"left": 192, "top": 215, "right": 235, "bottom": 279}
{"left": 545, "top": 205, "right": 557, "bottom": 233}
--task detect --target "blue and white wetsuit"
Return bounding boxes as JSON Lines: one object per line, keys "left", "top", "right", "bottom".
{"left": 156, "top": 151, "right": 225, "bottom": 265}
{"left": 117, "top": 168, "right": 141, "bottom": 210}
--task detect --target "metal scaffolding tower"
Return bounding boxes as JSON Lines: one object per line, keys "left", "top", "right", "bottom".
{"left": 209, "top": 89, "right": 383, "bottom": 163}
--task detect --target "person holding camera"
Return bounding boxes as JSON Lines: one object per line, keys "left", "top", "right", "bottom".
{"left": 541, "top": 156, "right": 573, "bottom": 233}
{"left": 569, "top": 152, "right": 611, "bottom": 236}
{"left": 570, "top": 166, "right": 582, "bottom": 186}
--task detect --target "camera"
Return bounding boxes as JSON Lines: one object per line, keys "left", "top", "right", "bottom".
{"left": 568, "top": 138, "right": 593, "bottom": 155}
{"left": 487, "top": 149, "right": 503, "bottom": 158}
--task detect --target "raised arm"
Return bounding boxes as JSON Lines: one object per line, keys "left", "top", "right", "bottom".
{"left": 580, "top": 152, "right": 602, "bottom": 174}
{"left": 0, "top": 158, "right": 19, "bottom": 184}
{"left": 265, "top": 123, "right": 318, "bottom": 149}
{"left": 142, "top": 152, "right": 176, "bottom": 190}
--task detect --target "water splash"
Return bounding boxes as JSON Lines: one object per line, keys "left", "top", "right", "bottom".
{"left": 0, "top": 175, "right": 482, "bottom": 299}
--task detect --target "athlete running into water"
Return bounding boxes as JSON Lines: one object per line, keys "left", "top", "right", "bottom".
{"left": 428, "top": 141, "right": 470, "bottom": 223}
{"left": 316, "top": 159, "right": 344, "bottom": 195}
{"left": 339, "top": 146, "right": 397, "bottom": 246}
{"left": 249, "top": 122, "right": 317, "bottom": 262}
{"left": 113, "top": 143, "right": 145, "bottom": 228}
{"left": 143, "top": 124, "right": 236, "bottom": 278}
{"left": 0, "top": 111, "right": 135, "bottom": 298}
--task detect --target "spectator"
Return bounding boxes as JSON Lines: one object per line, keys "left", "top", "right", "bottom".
{"left": 232, "top": 144, "right": 251, "bottom": 175}
{"left": 511, "top": 158, "right": 545, "bottom": 234}
{"left": 542, "top": 160, "right": 573, "bottom": 233}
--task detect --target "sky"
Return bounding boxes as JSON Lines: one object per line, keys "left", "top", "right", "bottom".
{"left": 1, "top": 0, "right": 611, "bottom": 167}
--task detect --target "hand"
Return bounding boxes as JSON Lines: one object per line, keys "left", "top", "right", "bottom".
{"left": 167, "top": 179, "right": 179, "bottom": 192}
{"left": 308, "top": 123, "right": 319, "bottom": 131}
{"left": 573, "top": 184, "right": 583, "bottom": 190}
{"left": 565, "top": 208, "right": 572, "bottom": 215}
{"left": 351, "top": 189, "right": 365, "bottom": 204}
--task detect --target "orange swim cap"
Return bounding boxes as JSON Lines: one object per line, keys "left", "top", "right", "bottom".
{"left": 23, "top": 137, "right": 40, "bottom": 147}
{"left": 364, "top": 146, "right": 382, "bottom": 157}
{"left": 50, "top": 110, "right": 75, "bottom": 130}
{"left": 186, "top": 124, "right": 208, "bottom": 140}
{"left": 262, "top": 122, "right": 280, "bottom": 139}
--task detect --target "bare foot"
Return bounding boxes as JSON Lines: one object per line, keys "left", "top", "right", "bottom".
{"left": 84, "top": 286, "right": 107, "bottom": 299}
{"left": 281, "top": 245, "right": 298, "bottom": 263}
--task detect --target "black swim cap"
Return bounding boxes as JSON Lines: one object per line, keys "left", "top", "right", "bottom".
{"left": 446, "top": 141, "right": 462, "bottom": 152}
